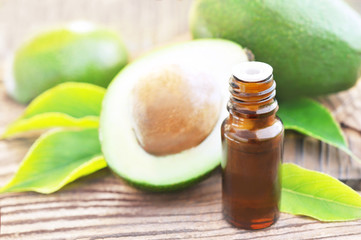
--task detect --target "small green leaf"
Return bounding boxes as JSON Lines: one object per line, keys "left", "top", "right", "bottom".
{"left": 2, "top": 82, "right": 105, "bottom": 138}
{"left": 278, "top": 98, "right": 360, "bottom": 163}
{"left": 281, "top": 163, "right": 361, "bottom": 221}
{"left": 0, "top": 128, "right": 106, "bottom": 194}
{"left": 2, "top": 113, "right": 99, "bottom": 138}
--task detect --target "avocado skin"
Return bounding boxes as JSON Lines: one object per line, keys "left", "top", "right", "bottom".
{"left": 190, "top": 0, "right": 361, "bottom": 99}
{"left": 109, "top": 165, "right": 219, "bottom": 192}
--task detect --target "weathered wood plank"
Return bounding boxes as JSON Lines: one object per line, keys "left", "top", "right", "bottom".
{"left": 317, "top": 80, "right": 361, "bottom": 180}
{"left": 1, "top": 169, "right": 361, "bottom": 240}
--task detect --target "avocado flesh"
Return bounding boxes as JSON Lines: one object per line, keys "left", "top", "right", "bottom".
{"left": 100, "top": 39, "right": 248, "bottom": 190}
{"left": 190, "top": 0, "right": 361, "bottom": 99}
{"left": 5, "top": 22, "right": 128, "bottom": 103}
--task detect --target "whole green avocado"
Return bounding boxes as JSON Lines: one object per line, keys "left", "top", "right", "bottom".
{"left": 190, "top": 0, "right": 361, "bottom": 99}
{"left": 5, "top": 21, "right": 128, "bottom": 104}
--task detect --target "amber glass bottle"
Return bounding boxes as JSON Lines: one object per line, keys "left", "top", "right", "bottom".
{"left": 221, "top": 61, "right": 284, "bottom": 230}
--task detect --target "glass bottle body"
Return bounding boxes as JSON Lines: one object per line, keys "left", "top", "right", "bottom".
{"left": 221, "top": 62, "right": 284, "bottom": 230}
{"left": 221, "top": 114, "right": 283, "bottom": 229}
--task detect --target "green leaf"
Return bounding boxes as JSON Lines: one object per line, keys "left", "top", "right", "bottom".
{"left": 278, "top": 98, "right": 360, "bottom": 163}
{"left": 281, "top": 163, "right": 361, "bottom": 221}
{"left": 0, "top": 128, "right": 106, "bottom": 194}
{"left": 2, "top": 82, "right": 105, "bottom": 138}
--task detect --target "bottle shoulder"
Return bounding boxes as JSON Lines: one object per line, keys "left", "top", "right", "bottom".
{"left": 221, "top": 117, "right": 284, "bottom": 142}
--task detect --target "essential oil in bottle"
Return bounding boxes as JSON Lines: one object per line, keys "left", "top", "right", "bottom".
{"left": 221, "top": 61, "right": 284, "bottom": 230}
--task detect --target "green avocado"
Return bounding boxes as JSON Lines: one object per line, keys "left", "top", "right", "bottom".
{"left": 5, "top": 21, "right": 128, "bottom": 103}
{"left": 190, "top": 0, "right": 361, "bottom": 99}
{"left": 100, "top": 39, "right": 249, "bottom": 190}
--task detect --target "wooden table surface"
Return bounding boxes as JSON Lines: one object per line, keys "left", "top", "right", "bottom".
{"left": 1, "top": 0, "right": 361, "bottom": 239}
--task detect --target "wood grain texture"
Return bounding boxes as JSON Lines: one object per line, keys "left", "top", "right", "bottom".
{"left": 1, "top": 0, "right": 361, "bottom": 239}
{"left": 1, "top": 169, "right": 361, "bottom": 240}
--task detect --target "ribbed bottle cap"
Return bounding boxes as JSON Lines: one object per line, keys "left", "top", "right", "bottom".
{"left": 232, "top": 61, "right": 273, "bottom": 82}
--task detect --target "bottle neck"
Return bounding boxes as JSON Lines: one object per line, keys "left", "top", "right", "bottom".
{"left": 227, "top": 74, "right": 278, "bottom": 129}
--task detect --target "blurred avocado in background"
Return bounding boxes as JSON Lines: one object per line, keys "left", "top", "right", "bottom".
{"left": 190, "top": 0, "right": 361, "bottom": 100}
{"left": 1, "top": 0, "right": 361, "bottom": 103}
{"left": 4, "top": 21, "right": 128, "bottom": 104}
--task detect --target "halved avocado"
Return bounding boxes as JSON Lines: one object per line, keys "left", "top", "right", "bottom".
{"left": 100, "top": 39, "right": 249, "bottom": 190}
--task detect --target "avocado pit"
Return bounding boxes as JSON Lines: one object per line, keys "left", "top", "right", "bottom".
{"left": 131, "top": 64, "right": 222, "bottom": 156}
